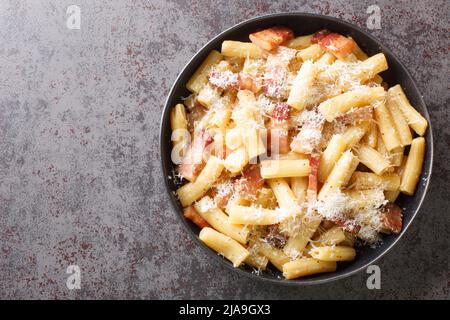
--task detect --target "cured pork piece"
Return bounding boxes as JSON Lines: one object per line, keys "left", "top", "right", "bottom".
{"left": 178, "top": 130, "right": 213, "bottom": 181}
{"left": 234, "top": 164, "right": 264, "bottom": 200}
{"left": 183, "top": 205, "right": 210, "bottom": 229}
{"left": 269, "top": 103, "right": 291, "bottom": 154}
{"left": 249, "top": 26, "right": 294, "bottom": 51}
{"left": 312, "top": 30, "right": 357, "bottom": 60}
{"left": 307, "top": 152, "right": 320, "bottom": 203}
{"left": 380, "top": 203, "right": 403, "bottom": 234}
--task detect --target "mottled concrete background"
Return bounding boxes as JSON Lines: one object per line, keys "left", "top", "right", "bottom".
{"left": 0, "top": 0, "right": 448, "bottom": 300}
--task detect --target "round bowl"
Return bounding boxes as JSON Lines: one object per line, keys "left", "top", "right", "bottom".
{"left": 159, "top": 13, "right": 433, "bottom": 285}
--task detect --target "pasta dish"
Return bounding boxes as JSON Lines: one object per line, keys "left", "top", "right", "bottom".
{"left": 169, "top": 26, "right": 428, "bottom": 279}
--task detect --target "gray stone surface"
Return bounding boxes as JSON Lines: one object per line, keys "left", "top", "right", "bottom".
{"left": 0, "top": 0, "right": 448, "bottom": 299}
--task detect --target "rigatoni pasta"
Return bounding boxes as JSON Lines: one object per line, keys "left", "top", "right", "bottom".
{"left": 267, "top": 178, "right": 301, "bottom": 215}
{"left": 287, "top": 60, "right": 318, "bottom": 110}
{"left": 170, "top": 26, "right": 428, "bottom": 280}
{"left": 309, "top": 246, "right": 356, "bottom": 262}
{"left": 260, "top": 159, "right": 310, "bottom": 178}
{"left": 283, "top": 258, "right": 337, "bottom": 279}
{"left": 186, "top": 50, "right": 223, "bottom": 93}
{"left": 374, "top": 101, "right": 402, "bottom": 151}
{"left": 257, "top": 242, "right": 290, "bottom": 272}
{"left": 318, "top": 134, "right": 347, "bottom": 182}
{"left": 388, "top": 85, "right": 428, "bottom": 136}
{"left": 313, "top": 226, "right": 346, "bottom": 246}
{"left": 290, "top": 177, "right": 308, "bottom": 204}
{"left": 226, "top": 204, "right": 290, "bottom": 225}
{"left": 170, "top": 104, "right": 190, "bottom": 159}
{"left": 286, "top": 34, "right": 313, "bottom": 49}
{"left": 296, "top": 44, "right": 324, "bottom": 61}
{"left": 350, "top": 172, "right": 400, "bottom": 191}
{"left": 400, "top": 137, "right": 425, "bottom": 195}
{"left": 221, "top": 41, "right": 266, "bottom": 59}
{"left": 194, "top": 196, "right": 249, "bottom": 244}
{"left": 386, "top": 89, "right": 413, "bottom": 146}
{"left": 176, "top": 156, "right": 224, "bottom": 206}
{"left": 356, "top": 144, "right": 390, "bottom": 175}
{"left": 357, "top": 53, "right": 388, "bottom": 83}
{"left": 318, "top": 87, "right": 385, "bottom": 122}
{"left": 199, "top": 227, "right": 249, "bottom": 267}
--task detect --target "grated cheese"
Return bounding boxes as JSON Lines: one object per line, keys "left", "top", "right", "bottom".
{"left": 291, "top": 109, "right": 325, "bottom": 153}
{"left": 209, "top": 68, "right": 239, "bottom": 89}
{"left": 214, "top": 180, "right": 234, "bottom": 199}
{"left": 195, "top": 195, "right": 216, "bottom": 213}
{"left": 349, "top": 189, "right": 388, "bottom": 243}
{"left": 263, "top": 46, "right": 296, "bottom": 99}
{"left": 317, "top": 190, "right": 349, "bottom": 221}
{"left": 314, "top": 188, "right": 389, "bottom": 244}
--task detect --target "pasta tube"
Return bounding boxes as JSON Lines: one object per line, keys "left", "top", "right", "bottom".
{"left": 283, "top": 258, "right": 336, "bottom": 279}
{"left": 286, "top": 34, "right": 313, "bottom": 49}
{"left": 386, "top": 89, "right": 413, "bottom": 146}
{"left": 400, "top": 137, "right": 425, "bottom": 195}
{"left": 309, "top": 246, "right": 356, "bottom": 262}
{"left": 194, "top": 197, "right": 249, "bottom": 244}
{"left": 187, "top": 50, "right": 223, "bottom": 93}
{"left": 388, "top": 85, "right": 428, "bottom": 136}
{"left": 350, "top": 172, "right": 400, "bottom": 191}
{"left": 267, "top": 178, "right": 301, "bottom": 215}
{"left": 297, "top": 44, "right": 324, "bottom": 61}
{"left": 374, "top": 101, "right": 402, "bottom": 151}
{"left": 357, "top": 53, "right": 388, "bottom": 83}
{"left": 170, "top": 104, "right": 190, "bottom": 159}
{"left": 283, "top": 212, "right": 322, "bottom": 258}
{"left": 258, "top": 242, "right": 291, "bottom": 272}
{"left": 290, "top": 177, "right": 308, "bottom": 205}
{"left": 314, "top": 226, "right": 346, "bottom": 246}
{"left": 176, "top": 156, "right": 224, "bottom": 206}
{"left": 199, "top": 227, "right": 249, "bottom": 267}
{"left": 221, "top": 41, "right": 266, "bottom": 59}
{"left": 260, "top": 159, "right": 310, "bottom": 179}
{"left": 226, "top": 204, "right": 290, "bottom": 225}
{"left": 318, "top": 134, "right": 347, "bottom": 182}
{"left": 363, "top": 121, "right": 378, "bottom": 148}
{"left": 318, "top": 150, "right": 359, "bottom": 201}
{"left": 245, "top": 252, "right": 269, "bottom": 270}
{"left": 225, "top": 128, "right": 243, "bottom": 150}
{"left": 318, "top": 87, "right": 386, "bottom": 122}
{"left": 341, "top": 122, "right": 370, "bottom": 148}
{"left": 287, "top": 60, "right": 318, "bottom": 110}
{"left": 224, "top": 146, "right": 248, "bottom": 174}
{"left": 356, "top": 144, "right": 391, "bottom": 175}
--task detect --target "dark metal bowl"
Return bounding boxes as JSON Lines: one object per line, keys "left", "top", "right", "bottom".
{"left": 159, "top": 13, "right": 433, "bottom": 285}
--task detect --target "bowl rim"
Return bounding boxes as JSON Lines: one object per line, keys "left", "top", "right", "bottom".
{"left": 159, "top": 12, "right": 434, "bottom": 286}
